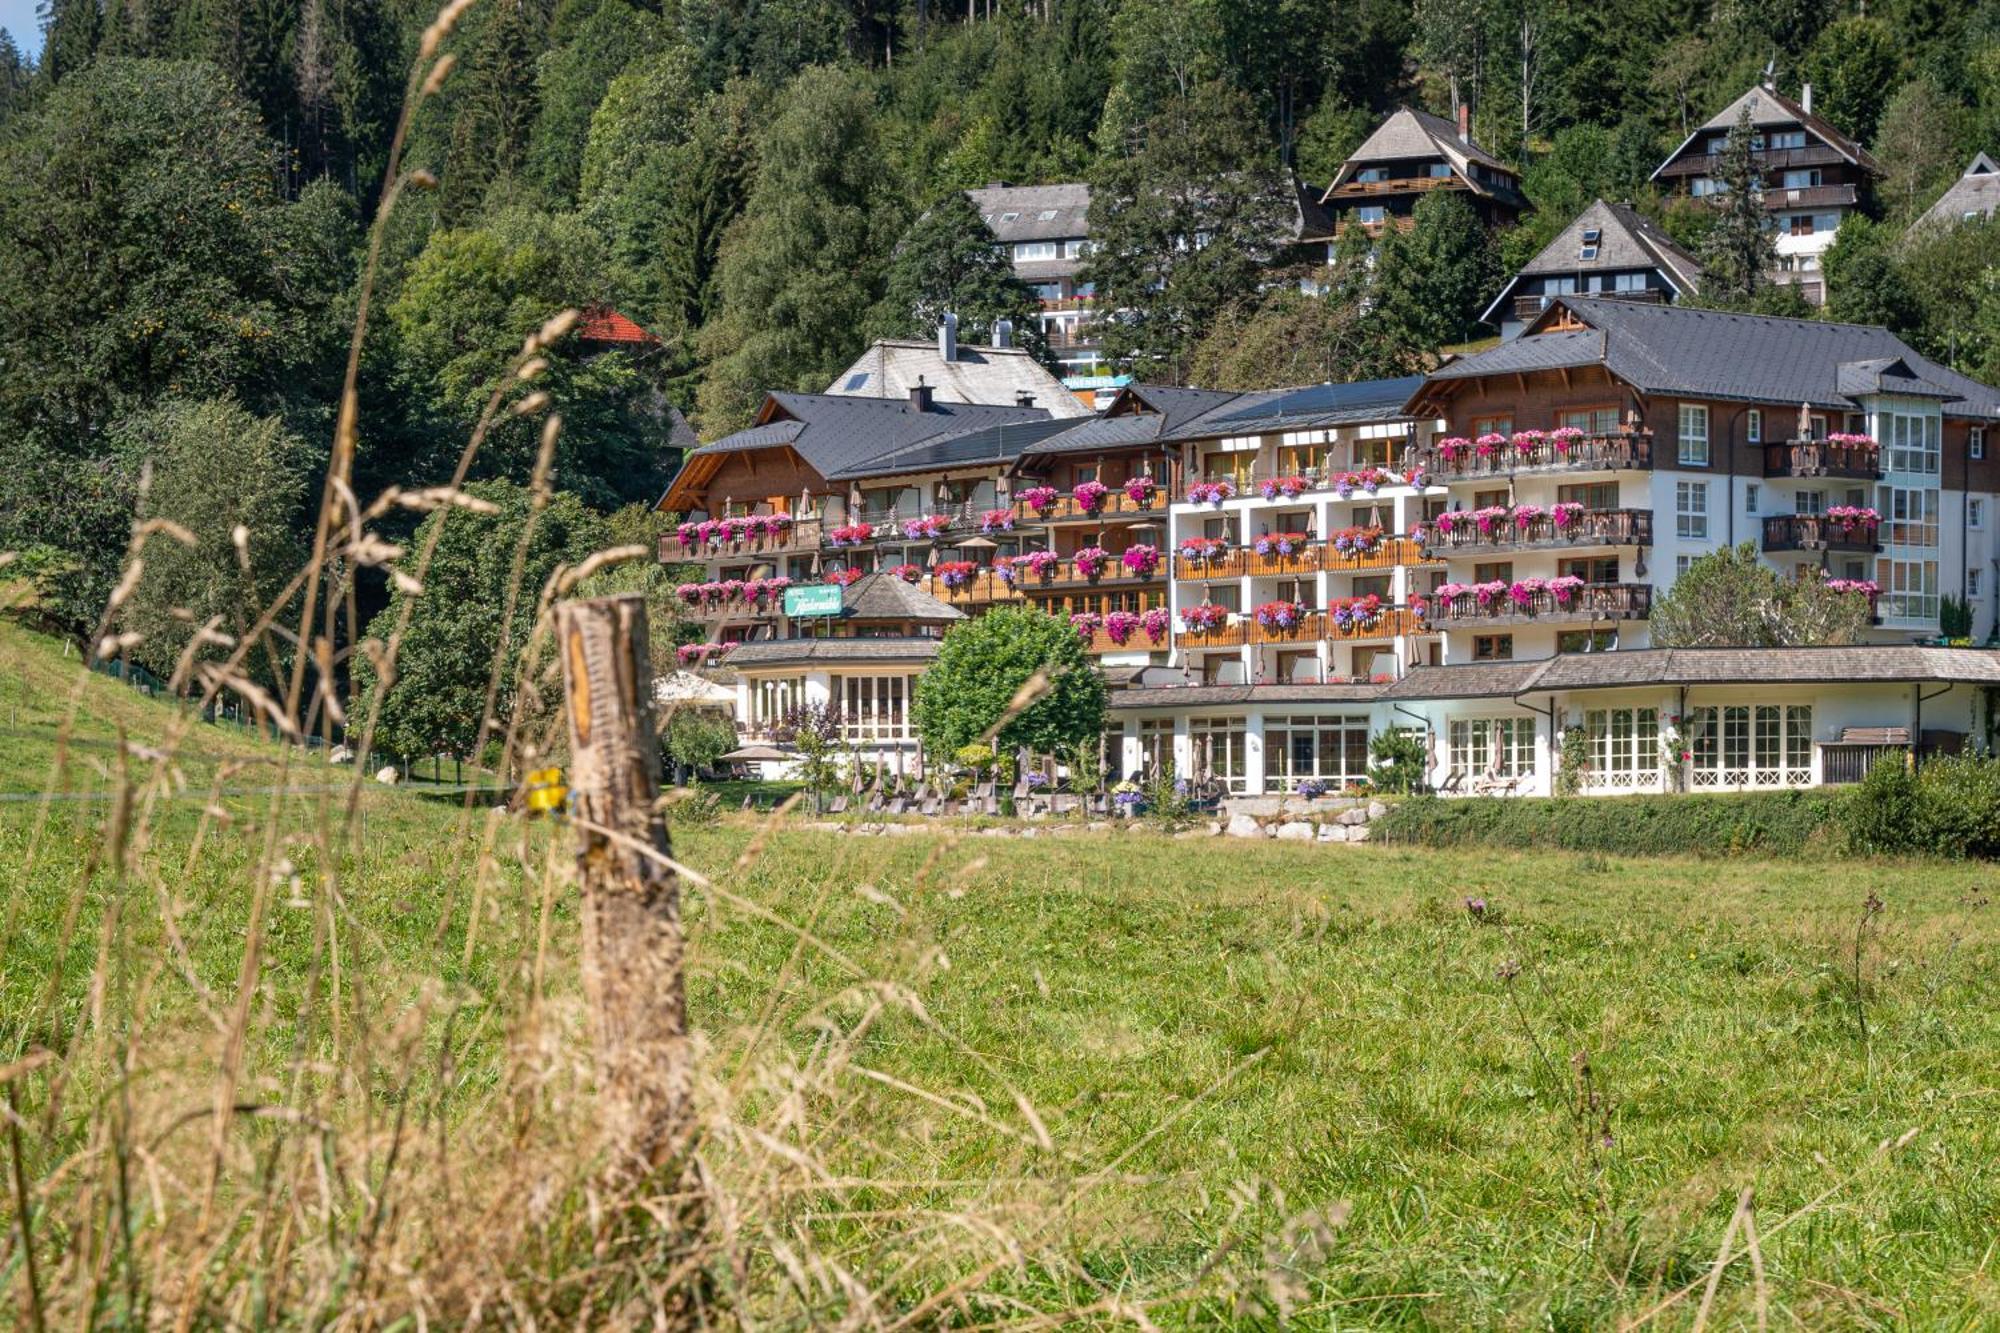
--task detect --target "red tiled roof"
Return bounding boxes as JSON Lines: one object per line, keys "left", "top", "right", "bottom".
{"left": 577, "top": 307, "right": 658, "bottom": 346}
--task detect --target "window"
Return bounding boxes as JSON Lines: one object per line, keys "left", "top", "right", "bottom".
{"left": 1794, "top": 489, "right": 1824, "bottom": 515}
{"left": 1676, "top": 554, "right": 1696, "bottom": 577}
{"left": 1877, "top": 557, "right": 1940, "bottom": 622}
{"left": 1614, "top": 272, "right": 1648, "bottom": 293}
{"left": 1188, "top": 717, "right": 1247, "bottom": 793}
{"left": 1782, "top": 169, "right": 1822, "bottom": 189}
{"left": 1745, "top": 483, "right": 1760, "bottom": 514}
{"left": 1973, "top": 427, "right": 1987, "bottom": 460}
{"left": 1472, "top": 415, "right": 1515, "bottom": 437}
{"left": 1357, "top": 205, "right": 1386, "bottom": 224}
{"left": 1557, "top": 557, "right": 1618, "bottom": 584}
{"left": 1747, "top": 409, "right": 1762, "bottom": 444}
{"left": 1427, "top": 163, "right": 1453, "bottom": 177}
{"left": 1559, "top": 629, "right": 1619, "bottom": 653}
{"left": 1356, "top": 167, "right": 1388, "bottom": 183}
{"left": 1678, "top": 404, "right": 1710, "bottom": 465}
{"left": 999, "top": 211, "right": 1018, "bottom": 223}
{"left": 1472, "top": 561, "right": 1514, "bottom": 585}
{"left": 1037, "top": 208, "right": 1058, "bottom": 221}
{"left": 1970, "top": 569, "right": 1982, "bottom": 599}
{"left": 1557, "top": 481, "right": 1619, "bottom": 510}
{"left": 1352, "top": 437, "right": 1395, "bottom": 468}
{"left": 1558, "top": 406, "right": 1619, "bottom": 434}
{"left": 1449, "top": 718, "right": 1535, "bottom": 779}
{"left": 750, "top": 678, "right": 800, "bottom": 733}
{"left": 1691, "top": 177, "right": 1722, "bottom": 197}
{"left": 838, "top": 675, "right": 911, "bottom": 742}
{"left": 1676, "top": 481, "right": 1709, "bottom": 539}
{"left": 1265, "top": 715, "right": 1372, "bottom": 791}
{"left": 1769, "top": 130, "right": 1806, "bottom": 150}
{"left": 1473, "top": 634, "right": 1513, "bottom": 661}
{"left": 1972, "top": 499, "right": 1986, "bottom": 530}
{"left": 1882, "top": 409, "right": 1941, "bottom": 475}
{"left": 1012, "top": 241, "right": 1058, "bottom": 261}
{"left": 1579, "top": 227, "right": 1601, "bottom": 261}
{"left": 1787, "top": 214, "right": 1815, "bottom": 237}
{"left": 1687, "top": 705, "right": 1812, "bottom": 789}
{"left": 1883, "top": 486, "right": 1939, "bottom": 546}
{"left": 1137, "top": 718, "right": 1174, "bottom": 779}
{"left": 1583, "top": 707, "right": 1659, "bottom": 789}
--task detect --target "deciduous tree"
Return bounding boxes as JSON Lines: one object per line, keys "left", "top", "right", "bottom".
{"left": 913, "top": 605, "right": 1106, "bottom": 761}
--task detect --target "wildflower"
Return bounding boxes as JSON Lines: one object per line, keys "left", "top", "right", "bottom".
{"left": 1465, "top": 896, "right": 1487, "bottom": 919}
{"left": 1495, "top": 958, "right": 1521, "bottom": 982}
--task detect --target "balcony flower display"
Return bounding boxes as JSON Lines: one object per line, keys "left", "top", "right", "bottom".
{"left": 1437, "top": 436, "right": 1471, "bottom": 464}
{"left": 1512, "top": 504, "right": 1545, "bottom": 530}
{"left": 1472, "top": 580, "right": 1508, "bottom": 609}
{"left": 1507, "top": 577, "right": 1545, "bottom": 609}
{"left": 1073, "top": 545, "right": 1111, "bottom": 578}
{"left": 1550, "top": 426, "right": 1585, "bottom": 454}
{"left": 826, "top": 567, "right": 864, "bottom": 586}
{"left": 1471, "top": 505, "right": 1511, "bottom": 537}
{"left": 828, "top": 521, "right": 874, "bottom": 547}
{"left": 1432, "top": 511, "right": 1461, "bottom": 537}
{"left": 1140, "top": 607, "right": 1172, "bottom": 643}
{"left": 1120, "top": 543, "right": 1162, "bottom": 576}
{"left": 1510, "top": 428, "right": 1545, "bottom": 457}
{"left": 1123, "top": 475, "right": 1159, "bottom": 506}
{"left": 676, "top": 521, "right": 699, "bottom": 550}
{"left": 1329, "top": 593, "right": 1384, "bottom": 632}
{"left": 1069, "top": 610, "right": 1104, "bottom": 640}
{"left": 1474, "top": 432, "right": 1507, "bottom": 458}
{"left": 1177, "top": 535, "right": 1228, "bottom": 563}
{"left": 1827, "top": 432, "right": 1877, "bottom": 449}
{"left": 1551, "top": 501, "right": 1585, "bottom": 530}
{"left": 1295, "top": 777, "right": 1328, "bottom": 799}
{"left": 992, "top": 555, "right": 1020, "bottom": 585}
{"left": 888, "top": 563, "right": 924, "bottom": 583}
{"left": 1018, "top": 485, "right": 1061, "bottom": 515}
{"left": 1022, "top": 549, "right": 1062, "bottom": 579}
{"left": 1073, "top": 480, "right": 1112, "bottom": 513}
{"left": 979, "top": 508, "right": 1016, "bottom": 534}
{"left": 1409, "top": 594, "right": 1429, "bottom": 622}
{"left": 1548, "top": 575, "right": 1586, "bottom": 605}
{"left": 902, "top": 513, "right": 952, "bottom": 540}
{"left": 1404, "top": 465, "right": 1430, "bottom": 489}
{"left": 1826, "top": 577, "right": 1880, "bottom": 596}
{"left": 747, "top": 576, "right": 792, "bottom": 605}
{"left": 1331, "top": 525, "right": 1384, "bottom": 557}
{"left": 1181, "top": 603, "right": 1229, "bottom": 632}
{"left": 1102, "top": 610, "right": 1143, "bottom": 645}
{"left": 1827, "top": 504, "right": 1880, "bottom": 532}
{"left": 935, "top": 560, "right": 979, "bottom": 590}
{"left": 676, "top": 642, "right": 734, "bottom": 666}
{"left": 1259, "top": 474, "right": 1309, "bottom": 500}
{"left": 1186, "top": 478, "right": 1235, "bottom": 505}
{"left": 1253, "top": 530, "right": 1307, "bottom": 557}
{"left": 1254, "top": 599, "right": 1306, "bottom": 631}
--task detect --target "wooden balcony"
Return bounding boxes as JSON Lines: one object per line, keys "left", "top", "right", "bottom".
{"left": 1427, "top": 431, "right": 1654, "bottom": 482}
{"left": 1326, "top": 174, "right": 1463, "bottom": 199}
{"left": 1429, "top": 581, "right": 1652, "bottom": 628}
{"left": 660, "top": 517, "right": 825, "bottom": 564}
{"left": 1762, "top": 439, "right": 1880, "bottom": 480}
{"left": 1172, "top": 537, "right": 1432, "bottom": 581}
{"left": 1079, "top": 626, "right": 1173, "bottom": 656}
{"left": 1761, "top": 513, "right": 1879, "bottom": 554}
{"left": 1248, "top": 606, "right": 1420, "bottom": 646}
{"left": 1013, "top": 492, "right": 1167, "bottom": 525}
{"left": 1173, "top": 549, "right": 1248, "bottom": 580}
{"left": 921, "top": 570, "right": 1024, "bottom": 606}
{"left": 1175, "top": 622, "right": 1249, "bottom": 650}
{"left": 1014, "top": 560, "right": 1165, "bottom": 593}
{"left": 1415, "top": 508, "right": 1652, "bottom": 557}
{"left": 1511, "top": 289, "right": 1663, "bottom": 322}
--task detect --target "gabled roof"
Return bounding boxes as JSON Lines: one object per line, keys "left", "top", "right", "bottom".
{"left": 1015, "top": 412, "right": 1165, "bottom": 460}
{"left": 1323, "top": 107, "right": 1522, "bottom": 204}
{"left": 1913, "top": 153, "right": 2000, "bottom": 233}
{"left": 832, "top": 414, "right": 1082, "bottom": 481}
{"left": 1652, "top": 84, "right": 1881, "bottom": 180}
{"left": 828, "top": 339, "right": 1091, "bottom": 418}
{"left": 965, "top": 182, "right": 1091, "bottom": 243}
{"left": 1421, "top": 297, "right": 2000, "bottom": 420}
{"left": 1164, "top": 377, "right": 1430, "bottom": 441}
{"left": 1480, "top": 200, "right": 1703, "bottom": 325}
{"left": 1114, "top": 385, "right": 1245, "bottom": 438}
{"left": 577, "top": 306, "right": 659, "bottom": 346}
{"left": 840, "top": 572, "right": 965, "bottom": 622}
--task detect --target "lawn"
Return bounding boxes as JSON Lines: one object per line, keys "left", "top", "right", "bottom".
{"left": 3, "top": 620, "right": 1996, "bottom": 1326}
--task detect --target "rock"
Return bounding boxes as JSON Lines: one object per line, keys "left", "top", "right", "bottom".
{"left": 1225, "top": 814, "right": 1266, "bottom": 839}
{"left": 1338, "top": 807, "right": 1370, "bottom": 826}
{"left": 1367, "top": 800, "right": 1388, "bottom": 821}
{"left": 1221, "top": 797, "right": 1284, "bottom": 818}
{"left": 1318, "top": 824, "right": 1348, "bottom": 842}
{"left": 1019, "top": 827, "right": 1040, "bottom": 839}
{"left": 1087, "top": 821, "right": 1112, "bottom": 833}
{"left": 1206, "top": 821, "right": 1223, "bottom": 836}
{"left": 1347, "top": 823, "right": 1371, "bottom": 842}
{"left": 1273, "top": 821, "right": 1315, "bottom": 842}
{"left": 374, "top": 765, "right": 401, "bottom": 785}
{"left": 327, "top": 744, "right": 353, "bottom": 766}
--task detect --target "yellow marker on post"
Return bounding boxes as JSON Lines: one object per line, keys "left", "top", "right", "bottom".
{"left": 524, "top": 766, "right": 568, "bottom": 814}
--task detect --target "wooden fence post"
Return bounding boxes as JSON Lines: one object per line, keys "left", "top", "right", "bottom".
{"left": 555, "top": 594, "right": 692, "bottom": 1186}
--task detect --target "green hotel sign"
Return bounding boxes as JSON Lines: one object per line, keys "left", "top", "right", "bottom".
{"left": 784, "top": 583, "right": 845, "bottom": 618}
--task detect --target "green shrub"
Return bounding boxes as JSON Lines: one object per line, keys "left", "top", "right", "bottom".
{"left": 1840, "top": 756, "right": 1921, "bottom": 855}
{"left": 1377, "top": 790, "right": 1842, "bottom": 858}
{"left": 1844, "top": 753, "right": 2000, "bottom": 859}
{"left": 1368, "top": 730, "right": 1428, "bottom": 794}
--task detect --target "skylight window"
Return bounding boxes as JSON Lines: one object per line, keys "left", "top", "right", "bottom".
{"left": 1037, "top": 209, "right": 1058, "bottom": 220}
{"left": 1579, "top": 227, "right": 1601, "bottom": 261}
{"left": 999, "top": 211, "right": 1019, "bottom": 223}
{"left": 844, "top": 373, "right": 870, "bottom": 390}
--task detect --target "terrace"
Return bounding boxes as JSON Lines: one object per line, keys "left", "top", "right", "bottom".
{"left": 1425, "top": 430, "right": 1654, "bottom": 482}
{"left": 1761, "top": 512, "right": 1880, "bottom": 554}
{"left": 1171, "top": 535, "right": 1435, "bottom": 581}
{"left": 1426, "top": 580, "right": 1652, "bottom": 629}
{"left": 661, "top": 515, "right": 826, "bottom": 563}
{"left": 1762, "top": 438, "right": 1881, "bottom": 480}
{"left": 1414, "top": 507, "right": 1652, "bottom": 557}
{"left": 1178, "top": 467, "right": 1419, "bottom": 506}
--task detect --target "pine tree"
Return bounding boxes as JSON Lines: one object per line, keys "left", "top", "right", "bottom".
{"left": 1372, "top": 190, "right": 1500, "bottom": 354}
{"left": 0, "top": 30, "right": 31, "bottom": 123}
{"left": 1696, "top": 104, "right": 1776, "bottom": 308}
{"left": 869, "top": 190, "right": 1044, "bottom": 358}
{"left": 39, "top": 0, "right": 103, "bottom": 85}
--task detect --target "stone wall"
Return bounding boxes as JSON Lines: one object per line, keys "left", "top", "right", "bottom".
{"left": 1215, "top": 795, "right": 1390, "bottom": 843}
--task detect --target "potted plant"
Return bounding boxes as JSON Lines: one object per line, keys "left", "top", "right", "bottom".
{"left": 888, "top": 563, "right": 923, "bottom": 583}
{"left": 935, "top": 560, "right": 978, "bottom": 590}
{"left": 1120, "top": 543, "right": 1162, "bottom": 577}
{"left": 1123, "top": 475, "right": 1158, "bottom": 506}
{"left": 901, "top": 513, "right": 952, "bottom": 540}
{"left": 1181, "top": 603, "right": 1229, "bottom": 632}
{"left": 1073, "top": 480, "right": 1112, "bottom": 513}
{"left": 1186, "top": 478, "right": 1235, "bottom": 505}
{"left": 1140, "top": 607, "right": 1172, "bottom": 642}
{"left": 1254, "top": 599, "right": 1306, "bottom": 631}
{"left": 1019, "top": 485, "right": 1061, "bottom": 516}
{"left": 979, "top": 508, "right": 1016, "bottom": 534}
{"left": 1073, "top": 545, "right": 1111, "bottom": 578}
{"left": 828, "top": 521, "right": 874, "bottom": 547}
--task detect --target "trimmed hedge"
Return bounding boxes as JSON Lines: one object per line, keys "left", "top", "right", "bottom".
{"left": 1375, "top": 790, "right": 1842, "bottom": 858}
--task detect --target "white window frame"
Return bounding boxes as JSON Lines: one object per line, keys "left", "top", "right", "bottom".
{"left": 1687, "top": 704, "right": 1813, "bottom": 790}
{"left": 1583, "top": 707, "right": 1661, "bottom": 792}
{"left": 1746, "top": 409, "right": 1762, "bottom": 444}
{"left": 1745, "top": 484, "right": 1759, "bottom": 515}
{"left": 1678, "top": 404, "right": 1710, "bottom": 466}
{"left": 1448, "top": 718, "right": 1536, "bottom": 781}
{"left": 1971, "top": 498, "right": 1985, "bottom": 530}
{"left": 1676, "top": 480, "right": 1709, "bottom": 540}
{"left": 1971, "top": 427, "right": 1986, "bottom": 461}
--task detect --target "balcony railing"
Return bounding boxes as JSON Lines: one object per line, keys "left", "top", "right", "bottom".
{"left": 660, "top": 517, "right": 826, "bottom": 564}
{"left": 1428, "top": 581, "right": 1653, "bottom": 628}
{"left": 1012, "top": 557, "right": 1166, "bottom": 592}
{"left": 1511, "top": 289, "right": 1663, "bottom": 322}
{"left": 1175, "top": 621, "right": 1249, "bottom": 650}
{"left": 921, "top": 570, "right": 1024, "bottom": 606}
{"left": 1327, "top": 174, "right": 1464, "bottom": 198}
{"left": 1414, "top": 508, "right": 1652, "bottom": 557}
{"left": 1079, "top": 626, "right": 1174, "bottom": 656}
{"left": 1012, "top": 492, "right": 1167, "bottom": 524}
{"left": 1426, "top": 430, "right": 1654, "bottom": 482}
{"left": 1180, "top": 465, "right": 1421, "bottom": 504}
{"left": 1761, "top": 513, "right": 1880, "bottom": 554}
{"left": 1763, "top": 439, "right": 1881, "bottom": 480}
{"left": 1249, "top": 606, "right": 1421, "bottom": 645}
{"left": 1171, "top": 536, "right": 1434, "bottom": 581}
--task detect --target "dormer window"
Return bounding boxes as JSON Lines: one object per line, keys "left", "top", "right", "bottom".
{"left": 1579, "top": 228, "right": 1601, "bottom": 261}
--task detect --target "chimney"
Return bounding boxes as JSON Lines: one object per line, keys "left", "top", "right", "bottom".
{"left": 1456, "top": 102, "right": 1470, "bottom": 142}
{"left": 1015, "top": 390, "right": 1036, "bottom": 408}
{"left": 992, "top": 317, "right": 1014, "bottom": 350}
{"left": 938, "top": 311, "right": 957, "bottom": 363}
{"left": 909, "top": 376, "right": 935, "bottom": 412}
{"left": 1801, "top": 82, "right": 1813, "bottom": 115}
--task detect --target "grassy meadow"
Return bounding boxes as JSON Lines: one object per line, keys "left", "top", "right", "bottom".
{"left": 2, "top": 621, "right": 1998, "bottom": 1327}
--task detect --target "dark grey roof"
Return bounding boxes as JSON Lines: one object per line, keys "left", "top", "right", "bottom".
{"left": 1914, "top": 153, "right": 2000, "bottom": 232}
{"left": 689, "top": 393, "right": 1052, "bottom": 480}
{"left": 1655, "top": 85, "right": 1880, "bottom": 178}
{"left": 1163, "top": 376, "right": 1429, "bottom": 441}
{"left": 1425, "top": 298, "right": 2000, "bottom": 420}
{"left": 665, "top": 405, "right": 698, "bottom": 451}
{"left": 1119, "top": 385, "right": 1245, "bottom": 437}
{"left": 841, "top": 573, "right": 965, "bottom": 622}
{"left": 1292, "top": 173, "right": 1337, "bottom": 242}
{"left": 830, "top": 415, "right": 1082, "bottom": 480}
{"left": 1835, "top": 357, "right": 1958, "bottom": 400}
{"left": 1017, "top": 413, "right": 1165, "bottom": 459}
{"left": 1482, "top": 200, "right": 1702, "bottom": 324}
{"left": 1335, "top": 107, "right": 1514, "bottom": 179}
{"left": 725, "top": 637, "right": 943, "bottom": 669}
{"left": 966, "top": 182, "right": 1091, "bottom": 243}
{"left": 1109, "top": 683, "right": 1385, "bottom": 711}
{"left": 1383, "top": 646, "right": 2000, "bottom": 699}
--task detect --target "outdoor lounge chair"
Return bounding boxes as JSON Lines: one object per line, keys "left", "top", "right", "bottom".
{"left": 1435, "top": 769, "right": 1464, "bottom": 796}
{"left": 885, "top": 795, "right": 908, "bottom": 815}
{"left": 918, "top": 795, "right": 940, "bottom": 816}
{"left": 863, "top": 790, "right": 885, "bottom": 813}
{"left": 1050, "top": 794, "right": 1080, "bottom": 815}
{"left": 825, "top": 795, "right": 849, "bottom": 814}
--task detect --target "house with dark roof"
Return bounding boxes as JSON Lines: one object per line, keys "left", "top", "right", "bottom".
{"left": 1913, "top": 153, "right": 2000, "bottom": 233}
{"left": 1651, "top": 82, "right": 1881, "bottom": 305}
{"left": 825, "top": 320, "right": 1089, "bottom": 419}
{"left": 1317, "top": 106, "right": 1525, "bottom": 242}
{"left": 1482, "top": 200, "right": 1703, "bottom": 339}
